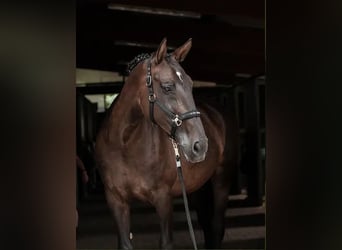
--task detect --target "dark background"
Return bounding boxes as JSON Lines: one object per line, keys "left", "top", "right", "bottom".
{"left": 0, "top": 0, "right": 342, "bottom": 250}
{"left": 75, "top": 2, "right": 266, "bottom": 248}
{"left": 76, "top": 0, "right": 266, "bottom": 207}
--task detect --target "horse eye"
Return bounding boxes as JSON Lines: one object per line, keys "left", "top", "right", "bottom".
{"left": 161, "top": 82, "right": 175, "bottom": 93}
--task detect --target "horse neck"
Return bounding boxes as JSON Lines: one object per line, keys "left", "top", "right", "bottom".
{"left": 108, "top": 77, "right": 143, "bottom": 129}
{"left": 106, "top": 73, "right": 167, "bottom": 149}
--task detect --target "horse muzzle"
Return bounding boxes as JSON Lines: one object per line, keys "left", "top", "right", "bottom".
{"left": 180, "top": 137, "right": 208, "bottom": 163}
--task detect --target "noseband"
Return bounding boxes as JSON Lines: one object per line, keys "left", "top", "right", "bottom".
{"left": 145, "top": 57, "right": 201, "bottom": 139}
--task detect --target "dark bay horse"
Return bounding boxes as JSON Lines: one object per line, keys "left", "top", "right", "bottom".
{"left": 95, "top": 38, "right": 239, "bottom": 249}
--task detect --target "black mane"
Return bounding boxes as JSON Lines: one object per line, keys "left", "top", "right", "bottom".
{"left": 126, "top": 53, "right": 151, "bottom": 75}
{"left": 126, "top": 52, "right": 173, "bottom": 75}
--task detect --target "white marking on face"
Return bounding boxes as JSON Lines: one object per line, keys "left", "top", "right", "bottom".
{"left": 176, "top": 71, "right": 183, "bottom": 82}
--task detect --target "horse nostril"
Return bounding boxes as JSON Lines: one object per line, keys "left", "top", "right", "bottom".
{"left": 193, "top": 141, "right": 201, "bottom": 154}
{"left": 188, "top": 138, "right": 208, "bottom": 162}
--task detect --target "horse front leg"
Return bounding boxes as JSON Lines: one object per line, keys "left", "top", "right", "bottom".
{"left": 192, "top": 176, "right": 231, "bottom": 249}
{"left": 153, "top": 189, "right": 173, "bottom": 250}
{"left": 191, "top": 181, "right": 215, "bottom": 249}
{"left": 210, "top": 179, "right": 231, "bottom": 249}
{"left": 105, "top": 189, "right": 133, "bottom": 250}
{"left": 209, "top": 159, "right": 237, "bottom": 249}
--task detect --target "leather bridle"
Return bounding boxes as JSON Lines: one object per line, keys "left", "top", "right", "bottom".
{"left": 145, "top": 56, "right": 201, "bottom": 140}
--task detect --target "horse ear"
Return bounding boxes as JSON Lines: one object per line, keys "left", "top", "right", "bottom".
{"left": 153, "top": 37, "right": 168, "bottom": 64}
{"left": 173, "top": 38, "right": 192, "bottom": 62}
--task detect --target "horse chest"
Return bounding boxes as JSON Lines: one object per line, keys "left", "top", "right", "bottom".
{"left": 118, "top": 157, "right": 177, "bottom": 200}
{"left": 170, "top": 152, "right": 220, "bottom": 196}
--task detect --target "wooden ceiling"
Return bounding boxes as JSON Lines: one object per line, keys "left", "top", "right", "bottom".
{"left": 77, "top": 0, "right": 265, "bottom": 85}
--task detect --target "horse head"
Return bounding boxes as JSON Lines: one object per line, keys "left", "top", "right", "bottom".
{"left": 137, "top": 38, "right": 208, "bottom": 163}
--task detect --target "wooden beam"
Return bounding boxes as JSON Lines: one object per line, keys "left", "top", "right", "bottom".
{"left": 77, "top": 8, "right": 264, "bottom": 56}
{"left": 78, "top": 0, "right": 264, "bottom": 19}
{"left": 77, "top": 43, "right": 264, "bottom": 82}
{"left": 76, "top": 2, "right": 265, "bottom": 82}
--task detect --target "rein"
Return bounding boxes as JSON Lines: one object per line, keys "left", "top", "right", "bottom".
{"left": 145, "top": 56, "right": 199, "bottom": 249}
{"left": 171, "top": 139, "right": 198, "bottom": 250}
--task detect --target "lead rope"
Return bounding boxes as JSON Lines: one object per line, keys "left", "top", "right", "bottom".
{"left": 171, "top": 139, "right": 198, "bottom": 250}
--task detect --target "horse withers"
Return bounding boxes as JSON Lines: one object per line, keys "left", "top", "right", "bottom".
{"left": 95, "top": 38, "right": 239, "bottom": 249}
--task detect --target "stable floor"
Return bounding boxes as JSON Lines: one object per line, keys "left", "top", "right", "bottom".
{"left": 76, "top": 193, "right": 265, "bottom": 249}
